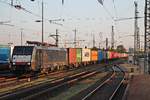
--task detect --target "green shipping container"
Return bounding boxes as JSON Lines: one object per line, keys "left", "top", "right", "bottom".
{"left": 76, "top": 48, "right": 82, "bottom": 63}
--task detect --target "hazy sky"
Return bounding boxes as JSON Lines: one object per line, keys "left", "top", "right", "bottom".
{"left": 0, "top": 0, "right": 144, "bottom": 49}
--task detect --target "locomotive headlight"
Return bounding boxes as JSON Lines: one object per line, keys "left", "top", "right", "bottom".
{"left": 13, "top": 63, "right": 15, "bottom": 65}
{"left": 27, "top": 62, "right": 31, "bottom": 65}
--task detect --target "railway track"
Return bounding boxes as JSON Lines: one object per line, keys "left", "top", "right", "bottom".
{"left": 0, "top": 60, "right": 124, "bottom": 99}
{"left": 0, "top": 60, "right": 121, "bottom": 90}
{"left": 0, "top": 64, "right": 100, "bottom": 88}
{"left": 0, "top": 70, "right": 65, "bottom": 87}
{"left": 77, "top": 65, "right": 126, "bottom": 100}
{"left": 0, "top": 64, "right": 107, "bottom": 100}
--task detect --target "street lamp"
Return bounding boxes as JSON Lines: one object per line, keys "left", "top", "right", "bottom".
{"left": 32, "top": 0, "right": 44, "bottom": 44}
{"left": 41, "top": 0, "right": 44, "bottom": 44}
{"left": 32, "top": 0, "right": 44, "bottom": 72}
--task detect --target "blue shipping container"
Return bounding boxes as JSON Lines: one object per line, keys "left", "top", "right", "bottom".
{"left": 0, "top": 47, "right": 10, "bottom": 64}
{"left": 98, "top": 50, "right": 103, "bottom": 62}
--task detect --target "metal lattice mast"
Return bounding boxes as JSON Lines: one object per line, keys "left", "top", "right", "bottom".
{"left": 134, "top": 1, "right": 138, "bottom": 54}
{"left": 106, "top": 38, "right": 108, "bottom": 50}
{"left": 134, "top": 1, "right": 140, "bottom": 64}
{"left": 73, "top": 29, "right": 77, "bottom": 48}
{"left": 144, "top": 0, "right": 150, "bottom": 73}
{"left": 137, "top": 27, "right": 140, "bottom": 51}
{"left": 111, "top": 26, "right": 114, "bottom": 49}
{"left": 93, "top": 34, "right": 95, "bottom": 48}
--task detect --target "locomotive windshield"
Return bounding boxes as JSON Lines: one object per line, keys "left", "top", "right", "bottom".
{"left": 13, "top": 46, "right": 34, "bottom": 55}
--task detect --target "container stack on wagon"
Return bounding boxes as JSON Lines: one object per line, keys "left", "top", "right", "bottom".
{"left": 91, "top": 49, "right": 98, "bottom": 64}
{"left": 98, "top": 50, "right": 103, "bottom": 63}
{"left": 67, "top": 48, "right": 82, "bottom": 67}
{"left": 82, "top": 48, "right": 91, "bottom": 66}
{"left": 76, "top": 48, "right": 82, "bottom": 66}
{"left": 68, "top": 48, "right": 77, "bottom": 68}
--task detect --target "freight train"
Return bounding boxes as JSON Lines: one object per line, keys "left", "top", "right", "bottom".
{"left": 11, "top": 45, "right": 128, "bottom": 74}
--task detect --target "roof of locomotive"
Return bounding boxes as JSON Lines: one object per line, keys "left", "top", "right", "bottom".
{"left": 33, "top": 46, "right": 67, "bottom": 51}
{"left": 14, "top": 45, "right": 66, "bottom": 50}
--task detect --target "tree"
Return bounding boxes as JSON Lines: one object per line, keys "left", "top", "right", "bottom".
{"left": 116, "top": 45, "right": 126, "bottom": 53}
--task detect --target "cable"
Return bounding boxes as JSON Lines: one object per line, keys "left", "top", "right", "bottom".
{"left": 112, "top": 0, "right": 118, "bottom": 19}
{"left": 115, "top": 17, "right": 144, "bottom": 21}
{"left": 102, "top": 5, "right": 115, "bottom": 21}
{"left": 97, "top": 0, "right": 115, "bottom": 21}
{"left": 0, "top": 0, "right": 40, "bottom": 17}
{"left": 0, "top": 0, "right": 64, "bottom": 26}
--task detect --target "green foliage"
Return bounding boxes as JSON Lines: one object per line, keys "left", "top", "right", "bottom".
{"left": 116, "top": 45, "right": 126, "bottom": 53}
{"left": 92, "top": 47, "right": 98, "bottom": 50}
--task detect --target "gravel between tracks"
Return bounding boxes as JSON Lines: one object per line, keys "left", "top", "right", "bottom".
{"left": 49, "top": 72, "right": 108, "bottom": 100}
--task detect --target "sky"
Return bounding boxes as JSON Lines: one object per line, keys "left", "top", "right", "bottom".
{"left": 0, "top": 0, "right": 145, "bottom": 50}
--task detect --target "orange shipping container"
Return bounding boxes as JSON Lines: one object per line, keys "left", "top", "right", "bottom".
{"left": 68, "top": 48, "right": 76, "bottom": 64}
{"left": 91, "top": 50, "right": 98, "bottom": 61}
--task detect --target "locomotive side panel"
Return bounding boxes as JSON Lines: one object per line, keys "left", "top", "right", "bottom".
{"left": 31, "top": 48, "right": 42, "bottom": 72}
{"left": 41, "top": 48, "right": 67, "bottom": 71}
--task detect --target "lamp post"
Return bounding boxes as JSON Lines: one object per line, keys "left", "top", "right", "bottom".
{"left": 32, "top": 0, "right": 44, "bottom": 44}
{"left": 41, "top": 0, "right": 44, "bottom": 44}
{"left": 20, "top": 28, "right": 23, "bottom": 46}
{"left": 73, "top": 29, "right": 77, "bottom": 48}
{"left": 32, "top": 0, "right": 44, "bottom": 72}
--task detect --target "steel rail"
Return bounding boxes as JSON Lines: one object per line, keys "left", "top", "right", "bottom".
{"left": 23, "top": 70, "right": 99, "bottom": 100}
{"left": 81, "top": 65, "right": 125, "bottom": 100}
{"left": 109, "top": 66, "right": 125, "bottom": 100}
{"left": 0, "top": 66, "right": 103, "bottom": 100}
{"left": 0, "top": 65, "right": 94, "bottom": 89}
{"left": 81, "top": 67, "right": 115, "bottom": 100}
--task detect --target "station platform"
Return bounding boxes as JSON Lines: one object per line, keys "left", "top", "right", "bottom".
{"left": 127, "top": 75, "right": 150, "bottom": 100}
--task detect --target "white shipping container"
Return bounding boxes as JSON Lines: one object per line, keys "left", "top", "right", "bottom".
{"left": 82, "top": 48, "right": 91, "bottom": 62}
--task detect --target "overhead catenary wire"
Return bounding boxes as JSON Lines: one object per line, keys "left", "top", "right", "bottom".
{"left": 112, "top": 0, "right": 122, "bottom": 48}
{"left": 112, "top": 0, "right": 118, "bottom": 19}
{"left": 0, "top": 0, "right": 63, "bottom": 26}
{"left": 97, "top": 0, "right": 115, "bottom": 21}
{"left": 0, "top": 0, "right": 41, "bottom": 18}
{"left": 115, "top": 17, "right": 144, "bottom": 21}
{"left": 102, "top": 5, "right": 115, "bottom": 21}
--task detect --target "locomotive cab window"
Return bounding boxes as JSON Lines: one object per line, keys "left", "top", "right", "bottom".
{"left": 13, "top": 46, "right": 34, "bottom": 55}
